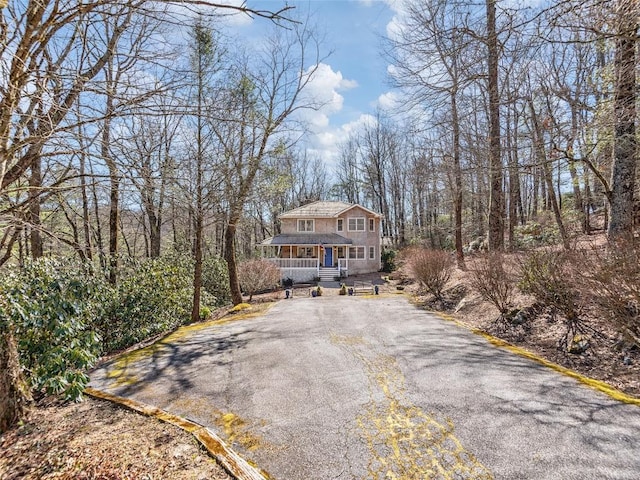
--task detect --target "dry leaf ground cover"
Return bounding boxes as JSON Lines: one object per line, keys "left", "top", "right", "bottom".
{"left": 0, "top": 396, "right": 232, "bottom": 480}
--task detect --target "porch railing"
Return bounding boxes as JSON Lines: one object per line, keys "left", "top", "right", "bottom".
{"left": 268, "top": 258, "right": 318, "bottom": 269}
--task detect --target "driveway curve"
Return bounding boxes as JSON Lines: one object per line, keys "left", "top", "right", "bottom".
{"left": 89, "top": 294, "right": 640, "bottom": 479}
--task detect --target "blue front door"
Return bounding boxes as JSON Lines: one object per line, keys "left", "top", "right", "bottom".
{"left": 324, "top": 246, "right": 333, "bottom": 267}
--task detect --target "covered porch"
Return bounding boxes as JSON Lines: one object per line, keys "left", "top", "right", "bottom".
{"left": 260, "top": 234, "right": 353, "bottom": 283}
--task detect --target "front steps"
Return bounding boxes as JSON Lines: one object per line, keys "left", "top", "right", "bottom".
{"left": 319, "top": 267, "right": 340, "bottom": 281}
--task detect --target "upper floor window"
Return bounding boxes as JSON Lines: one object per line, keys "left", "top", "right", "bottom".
{"left": 297, "top": 219, "right": 314, "bottom": 232}
{"left": 348, "top": 217, "right": 365, "bottom": 232}
{"left": 369, "top": 218, "right": 375, "bottom": 232}
{"left": 337, "top": 218, "right": 344, "bottom": 232}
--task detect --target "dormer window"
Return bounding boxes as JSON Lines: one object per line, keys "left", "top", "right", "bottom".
{"left": 297, "top": 219, "right": 314, "bottom": 232}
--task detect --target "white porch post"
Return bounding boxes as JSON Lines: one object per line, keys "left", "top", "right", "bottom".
{"left": 346, "top": 246, "right": 349, "bottom": 273}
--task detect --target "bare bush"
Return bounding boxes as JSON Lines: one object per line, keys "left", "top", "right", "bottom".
{"left": 408, "top": 248, "right": 454, "bottom": 300}
{"left": 469, "top": 253, "right": 516, "bottom": 320}
{"left": 518, "top": 250, "right": 585, "bottom": 349}
{"left": 584, "top": 241, "right": 640, "bottom": 347}
{"left": 238, "top": 259, "right": 281, "bottom": 302}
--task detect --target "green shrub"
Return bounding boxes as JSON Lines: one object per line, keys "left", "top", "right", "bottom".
{"left": 514, "top": 220, "right": 558, "bottom": 249}
{"left": 200, "top": 305, "right": 212, "bottom": 320}
{"left": 381, "top": 249, "right": 397, "bottom": 273}
{"left": 96, "top": 254, "right": 194, "bottom": 353}
{"left": 0, "top": 259, "right": 102, "bottom": 401}
{"left": 202, "top": 255, "right": 231, "bottom": 306}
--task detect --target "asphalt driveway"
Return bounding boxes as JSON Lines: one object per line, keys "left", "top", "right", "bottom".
{"left": 89, "top": 294, "right": 640, "bottom": 479}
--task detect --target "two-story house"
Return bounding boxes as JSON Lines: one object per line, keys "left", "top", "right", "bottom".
{"left": 260, "top": 201, "right": 382, "bottom": 282}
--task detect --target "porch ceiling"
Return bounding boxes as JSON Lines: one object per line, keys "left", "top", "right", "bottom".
{"left": 261, "top": 233, "right": 353, "bottom": 246}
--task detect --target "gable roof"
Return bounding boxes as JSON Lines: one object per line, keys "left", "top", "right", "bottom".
{"left": 279, "top": 201, "right": 381, "bottom": 219}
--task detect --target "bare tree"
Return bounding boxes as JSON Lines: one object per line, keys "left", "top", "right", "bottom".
{"left": 486, "top": 0, "right": 504, "bottom": 251}
{"left": 0, "top": 0, "right": 298, "bottom": 435}
{"left": 607, "top": 0, "right": 638, "bottom": 239}
{"left": 211, "top": 23, "right": 323, "bottom": 305}
{"left": 385, "top": 0, "right": 473, "bottom": 263}
{"left": 334, "top": 137, "right": 363, "bottom": 204}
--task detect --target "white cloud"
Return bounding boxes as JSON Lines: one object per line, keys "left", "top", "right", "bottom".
{"left": 358, "top": 0, "right": 403, "bottom": 10}
{"left": 299, "top": 63, "right": 358, "bottom": 130}
{"left": 382, "top": 0, "right": 409, "bottom": 40}
{"left": 377, "top": 91, "right": 400, "bottom": 111}
{"left": 306, "top": 114, "right": 378, "bottom": 168}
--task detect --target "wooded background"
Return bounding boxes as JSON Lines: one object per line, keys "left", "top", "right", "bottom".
{"left": 1, "top": 0, "right": 638, "bottom": 273}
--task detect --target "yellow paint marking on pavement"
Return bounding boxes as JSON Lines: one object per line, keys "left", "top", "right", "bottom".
{"left": 84, "top": 387, "right": 268, "bottom": 480}
{"left": 331, "top": 334, "right": 493, "bottom": 480}
{"left": 433, "top": 312, "right": 640, "bottom": 407}
{"left": 171, "top": 396, "right": 265, "bottom": 452}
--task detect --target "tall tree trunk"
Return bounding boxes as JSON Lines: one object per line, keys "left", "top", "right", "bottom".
{"left": 224, "top": 217, "right": 243, "bottom": 305}
{"left": 103, "top": 58, "right": 118, "bottom": 284}
{"left": 567, "top": 105, "right": 586, "bottom": 233}
{"left": 506, "top": 103, "right": 522, "bottom": 251}
{"left": 89, "top": 159, "right": 106, "bottom": 271}
{"left": 532, "top": 166, "right": 539, "bottom": 219}
{"left": 568, "top": 159, "right": 586, "bottom": 232}
{"left": 0, "top": 327, "right": 32, "bottom": 433}
{"left": 79, "top": 150, "right": 93, "bottom": 261}
{"left": 107, "top": 170, "right": 119, "bottom": 284}
{"left": 451, "top": 92, "right": 464, "bottom": 267}
{"left": 28, "top": 155, "right": 43, "bottom": 258}
{"left": 149, "top": 214, "right": 161, "bottom": 258}
{"left": 608, "top": 0, "right": 637, "bottom": 239}
{"left": 191, "top": 213, "right": 203, "bottom": 323}
{"left": 486, "top": 0, "right": 504, "bottom": 251}
{"left": 583, "top": 164, "right": 592, "bottom": 234}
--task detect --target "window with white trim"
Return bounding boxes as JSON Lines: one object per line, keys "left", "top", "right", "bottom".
{"left": 348, "top": 217, "right": 365, "bottom": 232}
{"left": 337, "top": 218, "right": 344, "bottom": 232}
{"left": 297, "top": 219, "right": 314, "bottom": 232}
{"left": 349, "top": 246, "right": 365, "bottom": 259}
{"left": 369, "top": 218, "right": 375, "bottom": 232}
{"left": 337, "top": 247, "right": 346, "bottom": 258}
{"left": 369, "top": 246, "right": 375, "bottom": 259}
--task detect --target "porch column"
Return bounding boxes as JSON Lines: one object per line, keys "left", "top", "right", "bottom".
{"left": 346, "top": 247, "right": 349, "bottom": 273}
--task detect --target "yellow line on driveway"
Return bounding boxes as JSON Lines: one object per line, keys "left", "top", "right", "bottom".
{"left": 433, "top": 312, "right": 640, "bottom": 407}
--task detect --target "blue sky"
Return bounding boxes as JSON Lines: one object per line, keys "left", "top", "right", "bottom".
{"left": 230, "top": 0, "right": 398, "bottom": 164}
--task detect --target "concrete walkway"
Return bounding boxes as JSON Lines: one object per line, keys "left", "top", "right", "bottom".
{"left": 89, "top": 295, "right": 640, "bottom": 479}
